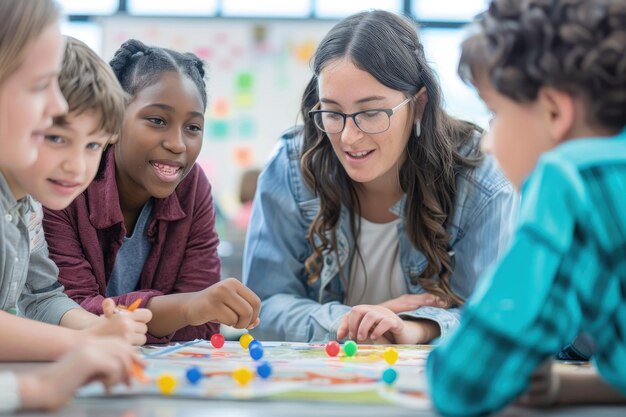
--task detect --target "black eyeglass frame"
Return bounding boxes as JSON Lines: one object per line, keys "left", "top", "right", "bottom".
{"left": 308, "top": 97, "right": 413, "bottom": 135}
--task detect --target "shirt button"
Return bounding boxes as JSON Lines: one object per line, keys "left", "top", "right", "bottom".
{"left": 15, "top": 257, "right": 19, "bottom": 263}
{"left": 4, "top": 214, "right": 12, "bottom": 222}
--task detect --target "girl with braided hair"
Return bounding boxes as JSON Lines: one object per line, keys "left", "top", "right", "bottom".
{"left": 43, "top": 39, "right": 261, "bottom": 343}
{"left": 243, "top": 10, "right": 517, "bottom": 344}
{"left": 428, "top": 0, "right": 626, "bottom": 414}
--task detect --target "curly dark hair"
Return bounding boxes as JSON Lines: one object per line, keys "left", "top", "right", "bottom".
{"left": 301, "top": 10, "right": 483, "bottom": 306}
{"left": 459, "top": 0, "right": 626, "bottom": 131}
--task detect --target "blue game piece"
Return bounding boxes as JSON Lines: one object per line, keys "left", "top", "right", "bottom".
{"left": 381, "top": 367, "right": 397, "bottom": 385}
{"left": 256, "top": 361, "right": 272, "bottom": 379}
{"left": 249, "top": 344, "right": 264, "bottom": 360}
{"left": 248, "top": 339, "right": 262, "bottom": 350}
{"left": 186, "top": 366, "right": 203, "bottom": 385}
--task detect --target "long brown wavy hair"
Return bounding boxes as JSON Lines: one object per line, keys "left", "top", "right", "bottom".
{"left": 459, "top": 0, "right": 626, "bottom": 132}
{"left": 300, "top": 10, "right": 483, "bottom": 306}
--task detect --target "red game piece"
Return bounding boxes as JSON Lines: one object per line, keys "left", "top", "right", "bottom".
{"left": 325, "top": 341, "right": 340, "bottom": 357}
{"left": 210, "top": 333, "right": 225, "bottom": 348}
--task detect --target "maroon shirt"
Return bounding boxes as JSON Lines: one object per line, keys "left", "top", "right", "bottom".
{"left": 43, "top": 149, "right": 220, "bottom": 343}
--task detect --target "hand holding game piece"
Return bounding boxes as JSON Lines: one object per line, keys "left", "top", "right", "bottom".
{"left": 379, "top": 293, "right": 447, "bottom": 313}
{"left": 383, "top": 347, "right": 399, "bottom": 365}
{"left": 17, "top": 337, "right": 141, "bottom": 411}
{"left": 84, "top": 298, "right": 151, "bottom": 346}
{"left": 336, "top": 304, "right": 405, "bottom": 343}
{"left": 210, "top": 333, "right": 225, "bottom": 348}
{"left": 233, "top": 367, "right": 254, "bottom": 385}
{"left": 182, "top": 278, "right": 261, "bottom": 330}
{"left": 325, "top": 341, "right": 340, "bottom": 357}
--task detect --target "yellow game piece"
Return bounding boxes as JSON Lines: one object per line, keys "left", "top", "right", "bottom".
{"left": 239, "top": 333, "right": 254, "bottom": 349}
{"left": 233, "top": 367, "right": 254, "bottom": 385}
{"left": 156, "top": 373, "right": 177, "bottom": 395}
{"left": 383, "top": 347, "right": 399, "bottom": 365}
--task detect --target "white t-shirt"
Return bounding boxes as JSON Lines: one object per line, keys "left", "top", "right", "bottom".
{"left": 0, "top": 371, "right": 21, "bottom": 413}
{"left": 344, "top": 217, "right": 407, "bottom": 306}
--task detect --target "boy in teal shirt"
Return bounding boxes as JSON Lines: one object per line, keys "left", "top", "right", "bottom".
{"left": 427, "top": 0, "right": 626, "bottom": 415}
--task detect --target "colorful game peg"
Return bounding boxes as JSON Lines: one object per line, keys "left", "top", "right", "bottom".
{"left": 249, "top": 344, "right": 264, "bottom": 361}
{"left": 239, "top": 333, "right": 254, "bottom": 350}
{"left": 325, "top": 341, "right": 340, "bottom": 357}
{"left": 256, "top": 361, "right": 272, "bottom": 379}
{"left": 185, "top": 366, "right": 203, "bottom": 385}
{"left": 210, "top": 333, "right": 225, "bottom": 348}
{"left": 343, "top": 340, "right": 358, "bottom": 357}
{"left": 248, "top": 339, "right": 262, "bottom": 350}
{"left": 383, "top": 347, "right": 399, "bottom": 365}
{"left": 381, "top": 368, "right": 398, "bottom": 385}
{"left": 233, "top": 367, "right": 254, "bottom": 385}
{"left": 156, "top": 373, "right": 177, "bottom": 395}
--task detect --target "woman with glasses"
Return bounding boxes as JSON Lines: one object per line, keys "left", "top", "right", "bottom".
{"left": 243, "top": 10, "right": 518, "bottom": 344}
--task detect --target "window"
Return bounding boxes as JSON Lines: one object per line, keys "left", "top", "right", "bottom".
{"left": 56, "top": 0, "right": 118, "bottom": 15}
{"left": 420, "top": 28, "right": 490, "bottom": 128}
{"left": 412, "top": 0, "right": 489, "bottom": 22}
{"left": 221, "top": 0, "right": 311, "bottom": 17}
{"left": 127, "top": 0, "right": 219, "bottom": 16}
{"left": 60, "top": 21, "right": 103, "bottom": 55}
{"left": 316, "top": 0, "right": 402, "bottom": 18}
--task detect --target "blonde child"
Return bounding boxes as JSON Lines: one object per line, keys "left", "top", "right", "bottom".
{"left": 0, "top": 0, "right": 144, "bottom": 413}
{"left": 428, "top": 0, "right": 626, "bottom": 414}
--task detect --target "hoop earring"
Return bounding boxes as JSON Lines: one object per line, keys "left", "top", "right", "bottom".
{"left": 415, "top": 119, "right": 421, "bottom": 137}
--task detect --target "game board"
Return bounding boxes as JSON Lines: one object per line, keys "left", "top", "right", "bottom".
{"left": 78, "top": 340, "right": 433, "bottom": 409}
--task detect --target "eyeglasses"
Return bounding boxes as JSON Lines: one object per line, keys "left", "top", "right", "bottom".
{"left": 309, "top": 97, "right": 413, "bottom": 134}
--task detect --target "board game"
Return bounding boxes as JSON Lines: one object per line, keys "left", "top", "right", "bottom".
{"left": 79, "top": 340, "right": 433, "bottom": 409}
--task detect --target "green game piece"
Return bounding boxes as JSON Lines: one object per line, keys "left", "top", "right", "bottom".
{"left": 381, "top": 367, "right": 397, "bottom": 385}
{"left": 343, "top": 340, "right": 358, "bottom": 357}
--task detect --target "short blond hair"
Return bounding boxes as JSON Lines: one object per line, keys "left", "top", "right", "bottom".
{"left": 55, "top": 37, "right": 128, "bottom": 137}
{"left": 0, "top": 0, "right": 60, "bottom": 83}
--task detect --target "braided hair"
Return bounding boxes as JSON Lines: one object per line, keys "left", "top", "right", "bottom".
{"left": 109, "top": 39, "right": 207, "bottom": 110}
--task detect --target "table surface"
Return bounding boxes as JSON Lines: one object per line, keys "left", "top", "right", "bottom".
{"left": 3, "top": 347, "right": 626, "bottom": 417}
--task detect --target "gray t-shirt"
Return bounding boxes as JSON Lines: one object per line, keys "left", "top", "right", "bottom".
{"left": 106, "top": 199, "right": 154, "bottom": 297}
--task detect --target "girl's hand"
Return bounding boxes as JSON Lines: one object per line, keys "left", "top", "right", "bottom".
{"left": 84, "top": 298, "right": 151, "bottom": 346}
{"left": 18, "top": 337, "right": 141, "bottom": 411}
{"left": 337, "top": 304, "right": 440, "bottom": 344}
{"left": 183, "top": 278, "right": 261, "bottom": 329}
{"left": 379, "top": 293, "right": 447, "bottom": 313}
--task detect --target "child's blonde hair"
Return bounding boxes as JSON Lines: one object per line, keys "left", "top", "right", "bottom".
{"left": 0, "top": 0, "right": 60, "bottom": 83}
{"left": 56, "top": 37, "right": 128, "bottom": 138}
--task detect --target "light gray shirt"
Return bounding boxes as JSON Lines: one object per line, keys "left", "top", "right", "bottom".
{"left": 345, "top": 217, "right": 406, "bottom": 306}
{"left": 0, "top": 173, "right": 79, "bottom": 324}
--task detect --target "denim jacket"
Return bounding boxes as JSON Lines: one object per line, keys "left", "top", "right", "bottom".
{"left": 243, "top": 126, "right": 518, "bottom": 342}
